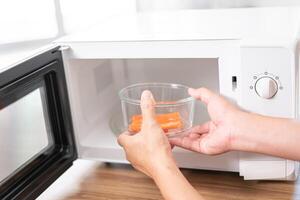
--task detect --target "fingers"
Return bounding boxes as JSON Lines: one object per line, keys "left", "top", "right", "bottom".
{"left": 169, "top": 137, "right": 201, "bottom": 152}
{"left": 189, "top": 122, "right": 210, "bottom": 134}
{"left": 140, "top": 90, "right": 156, "bottom": 125}
{"left": 117, "top": 131, "right": 131, "bottom": 147}
{"left": 188, "top": 87, "right": 215, "bottom": 105}
{"left": 179, "top": 122, "right": 210, "bottom": 139}
{"left": 188, "top": 133, "right": 202, "bottom": 139}
{"left": 169, "top": 122, "right": 211, "bottom": 151}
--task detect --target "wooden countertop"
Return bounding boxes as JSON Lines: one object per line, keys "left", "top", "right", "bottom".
{"left": 38, "top": 160, "right": 300, "bottom": 200}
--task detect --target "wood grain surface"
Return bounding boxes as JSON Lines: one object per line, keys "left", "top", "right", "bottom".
{"left": 59, "top": 163, "right": 300, "bottom": 200}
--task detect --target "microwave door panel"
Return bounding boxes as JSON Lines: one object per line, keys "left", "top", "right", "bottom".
{"left": 0, "top": 46, "right": 77, "bottom": 200}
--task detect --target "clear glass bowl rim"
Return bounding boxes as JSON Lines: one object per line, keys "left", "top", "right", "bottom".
{"left": 119, "top": 82, "right": 195, "bottom": 107}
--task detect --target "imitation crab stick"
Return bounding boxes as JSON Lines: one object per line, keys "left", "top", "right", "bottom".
{"left": 131, "top": 112, "right": 180, "bottom": 122}
{"left": 128, "top": 112, "right": 183, "bottom": 133}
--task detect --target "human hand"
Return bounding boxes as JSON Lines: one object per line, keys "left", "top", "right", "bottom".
{"left": 169, "top": 88, "right": 244, "bottom": 155}
{"left": 118, "top": 90, "right": 176, "bottom": 177}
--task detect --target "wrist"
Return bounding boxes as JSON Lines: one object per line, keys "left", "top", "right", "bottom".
{"left": 150, "top": 157, "right": 179, "bottom": 181}
{"left": 228, "top": 110, "right": 256, "bottom": 152}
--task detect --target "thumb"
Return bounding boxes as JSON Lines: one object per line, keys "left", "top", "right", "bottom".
{"left": 188, "top": 87, "right": 215, "bottom": 105}
{"left": 140, "top": 90, "right": 157, "bottom": 126}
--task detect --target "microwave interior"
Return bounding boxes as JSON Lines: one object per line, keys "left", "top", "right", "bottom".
{"left": 67, "top": 58, "right": 221, "bottom": 158}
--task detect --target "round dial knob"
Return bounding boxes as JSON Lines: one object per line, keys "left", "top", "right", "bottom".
{"left": 255, "top": 77, "right": 278, "bottom": 99}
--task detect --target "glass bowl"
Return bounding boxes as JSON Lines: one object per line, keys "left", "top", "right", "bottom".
{"left": 119, "top": 83, "right": 195, "bottom": 138}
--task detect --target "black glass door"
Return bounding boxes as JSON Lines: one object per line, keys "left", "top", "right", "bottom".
{"left": 0, "top": 46, "right": 77, "bottom": 200}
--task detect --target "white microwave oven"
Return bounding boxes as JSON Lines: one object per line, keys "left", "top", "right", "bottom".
{"left": 1, "top": 7, "right": 300, "bottom": 199}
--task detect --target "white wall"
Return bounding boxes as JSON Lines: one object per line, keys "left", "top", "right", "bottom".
{"left": 0, "top": 0, "right": 58, "bottom": 45}
{"left": 1, "top": 0, "right": 300, "bottom": 49}
{"left": 60, "top": 0, "right": 136, "bottom": 34}
{"left": 0, "top": 0, "right": 136, "bottom": 45}
{"left": 59, "top": 0, "right": 300, "bottom": 34}
{"left": 2, "top": 0, "right": 300, "bottom": 44}
{"left": 136, "top": 0, "right": 300, "bottom": 11}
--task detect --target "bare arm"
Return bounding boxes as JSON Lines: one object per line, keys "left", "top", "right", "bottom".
{"left": 231, "top": 112, "right": 300, "bottom": 160}
{"left": 118, "top": 91, "right": 203, "bottom": 200}
{"left": 170, "top": 88, "right": 300, "bottom": 161}
{"left": 152, "top": 162, "right": 201, "bottom": 200}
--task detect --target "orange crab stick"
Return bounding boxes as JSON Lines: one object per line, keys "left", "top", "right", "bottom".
{"left": 128, "top": 112, "right": 183, "bottom": 133}
{"left": 131, "top": 112, "right": 180, "bottom": 123}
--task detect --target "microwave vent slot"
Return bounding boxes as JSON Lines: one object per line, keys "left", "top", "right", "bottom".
{"left": 232, "top": 76, "right": 237, "bottom": 91}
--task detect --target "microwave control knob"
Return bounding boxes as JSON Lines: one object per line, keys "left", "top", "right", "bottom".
{"left": 255, "top": 77, "right": 278, "bottom": 99}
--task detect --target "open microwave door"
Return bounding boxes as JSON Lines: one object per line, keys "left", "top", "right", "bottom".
{"left": 0, "top": 46, "right": 77, "bottom": 200}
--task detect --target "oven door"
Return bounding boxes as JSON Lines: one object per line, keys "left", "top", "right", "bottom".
{"left": 0, "top": 46, "right": 77, "bottom": 200}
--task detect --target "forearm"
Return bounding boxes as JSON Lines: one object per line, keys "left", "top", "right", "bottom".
{"left": 151, "top": 161, "right": 203, "bottom": 200}
{"left": 231, "top": 111, "right": 300, "bottom": 160}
